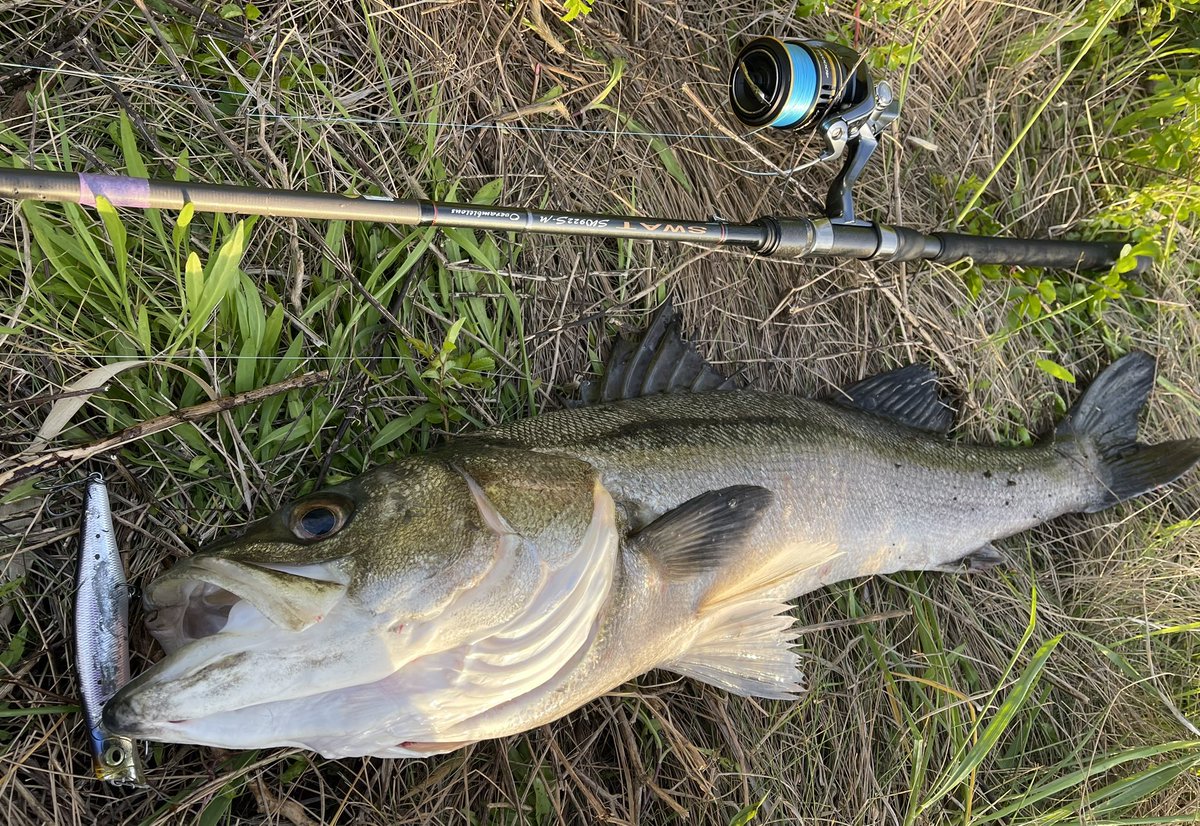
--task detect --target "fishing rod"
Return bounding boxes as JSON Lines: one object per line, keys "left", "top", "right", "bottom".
{"left": 0, "top": 37, "right": 1144, "bottom": 273}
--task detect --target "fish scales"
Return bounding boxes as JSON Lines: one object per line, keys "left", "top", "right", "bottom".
{"left": 483, "top": 391, "right": 1087, "bottom": 581}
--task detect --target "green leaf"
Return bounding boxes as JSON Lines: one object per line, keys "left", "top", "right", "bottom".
{"left": 729, "top": 794, "right": 768, "bottom": 826}
{"left": 187, "top": 455, "right": 211, "bottom": 474}
{"left": 1036, "top": 358, "right": 1076, "bottom": 384}
{"left": 0, "top": 622, "right": 27, "bottom": 669}
{"left": 1036, "top": 280, "right": 1056, "bottom": 303}
{"left": 197, "top": 791, "right": 234, "bottom": 826}
{"left": 974, "top": 741, "right": 1200, "bottom": 823}
{"left": 1, "top": 479, "right": 39, "bottom": 505}
{"left": 184, "top": 251, "right": 204, "bottom": 322}
{"left": 117, "top": 112, "right": 148, "bottom": 179}
{"left": 0, "top": 703, "right": 80, "bottom": 718}
{"left": 581, "top": 57, "right": 627, "bottom": 112}
{"left": 471, "top": 178, "right": 503, "bottom": 205}
{"left": 181, "top": 221, "right": 247, "bottom": 342}
{"left": 93, "top": 195, "right": 128, "bottom": 288}
{"left": 560, "top": 0, "right": 596, "bottom": 23}
{"left": 442, "top": 316, "right": 467, "bottom": 354}
{"left": 441, "top": 227, "right": 500, "bottom": 272}
{"left": 173, "top": 202, "right": 195, "bottom": 253}
{"left": 136, "top": 306, "right": 152, "bottom": 354}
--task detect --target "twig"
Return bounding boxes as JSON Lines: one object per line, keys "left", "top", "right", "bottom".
{"left": 0, "top": 371, "right": 329, "bottom": 490}
{"left": 3, "top": 385, "right": 111, "bottom": 409}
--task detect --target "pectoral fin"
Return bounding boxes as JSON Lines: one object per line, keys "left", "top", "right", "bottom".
{"left": 629, "top": 485, "right": 773, "bottom": 579}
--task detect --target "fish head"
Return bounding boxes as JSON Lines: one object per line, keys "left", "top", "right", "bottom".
{"left": 102, "top": 454, "right": 521, "bottom": 751}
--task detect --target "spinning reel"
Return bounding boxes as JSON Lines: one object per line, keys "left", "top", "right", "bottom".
{"left": 730, "top": 37, "right": 899, "bottom": 225}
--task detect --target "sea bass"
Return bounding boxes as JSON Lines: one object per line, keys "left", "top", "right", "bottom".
{"left": 104, "top": 308, "right": 1200, "bottom": 758}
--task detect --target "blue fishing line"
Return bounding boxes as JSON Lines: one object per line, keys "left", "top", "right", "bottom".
{"left": 768, "top": 43, "right": 818, "bottom": 129}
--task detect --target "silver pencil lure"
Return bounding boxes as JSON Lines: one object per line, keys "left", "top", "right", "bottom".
{"left": 74, "top": 473, "right": 146, "bottom": 787}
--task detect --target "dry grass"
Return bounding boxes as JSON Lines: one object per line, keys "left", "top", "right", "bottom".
{"left": 1, "top": 0, "right": 1198, "bottom": 823}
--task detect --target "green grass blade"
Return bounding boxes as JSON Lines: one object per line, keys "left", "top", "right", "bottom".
{"left": 975, "top": 742, "right": 1200, "bottom": 823}
{"left": 0, "top": 704, "right": 80, "bottom": 718}
{"left": 920, "top": 632, "right": 1063, "bottom": 814}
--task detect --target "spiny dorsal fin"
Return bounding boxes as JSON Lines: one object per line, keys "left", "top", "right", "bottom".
{"left": 663, "top": 599, "right": 803, "bottom": 699}
{"left": 576, "top": 299, "right": 738, "bottom": 405}
{"left": 828, "top": 364, "right": 956, "bottom": 434}
{"left": 629, "top": 485, "right": 773, "bottom": 579}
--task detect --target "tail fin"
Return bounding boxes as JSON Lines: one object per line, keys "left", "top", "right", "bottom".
{"left": 1055, "top": 352, "right": 1200, "bottom": 512}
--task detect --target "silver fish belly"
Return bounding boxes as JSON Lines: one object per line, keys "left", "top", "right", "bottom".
{"left": 75, "top": 474, "right": 146, "bottom": 787}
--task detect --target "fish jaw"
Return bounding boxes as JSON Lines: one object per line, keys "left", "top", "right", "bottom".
{"left": 103, "top": 557, "right": 405, "bottom": 743}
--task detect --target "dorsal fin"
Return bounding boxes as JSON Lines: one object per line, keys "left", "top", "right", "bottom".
{"left": 576, "top": 299, "right": 738, "bottom": 405}
{"left": 827, "top": 364, "right": 956, "bottom": 434}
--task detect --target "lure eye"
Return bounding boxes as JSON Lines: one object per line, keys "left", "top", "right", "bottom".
{"left": 290, "top": 498, "right": 351, "bottom": 541}
{"left": 103, "top": 745, "right": 125, "bottom": 767}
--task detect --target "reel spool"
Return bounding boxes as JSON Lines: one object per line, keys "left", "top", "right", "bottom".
{"left": 729, "top": 38, "right": 870, "bottom": 131}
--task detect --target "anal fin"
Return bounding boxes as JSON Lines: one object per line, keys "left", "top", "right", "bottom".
{"left": 663, "top": 599, "right": 802, "bottom": 700}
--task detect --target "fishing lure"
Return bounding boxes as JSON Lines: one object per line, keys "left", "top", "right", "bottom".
{"left": 74, "top": 473, "right": 146, "bottom": 787}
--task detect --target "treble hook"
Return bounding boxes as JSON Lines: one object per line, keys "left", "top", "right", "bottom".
{"left": 34, "top": 471, "right": 104, "bottom": 518}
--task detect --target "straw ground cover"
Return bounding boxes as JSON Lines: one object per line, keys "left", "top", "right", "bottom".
{"left": 1, "top": 0, "right": 1197, "bottom": 823}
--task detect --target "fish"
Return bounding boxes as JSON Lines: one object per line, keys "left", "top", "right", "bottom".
{"left": 74, "top": 473, "right": 146, "bottom": 786}
{"left": 102, "top": 306, "right": 1200, "bottom": 758}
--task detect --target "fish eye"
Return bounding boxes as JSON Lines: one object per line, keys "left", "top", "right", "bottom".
{"left": 290, "top": 498, "right": 351, "bottom": 541}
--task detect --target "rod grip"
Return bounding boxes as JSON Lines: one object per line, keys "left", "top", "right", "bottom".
{"left": 932, "top": 231, "right": 1148, "bottom": 273}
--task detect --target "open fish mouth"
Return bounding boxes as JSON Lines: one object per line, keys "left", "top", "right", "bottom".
{"left": 101, "top": 555, "right": 400, "bottom": 749}
{"left": 141, "top": 555, "right": 352, "bottom": 653}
